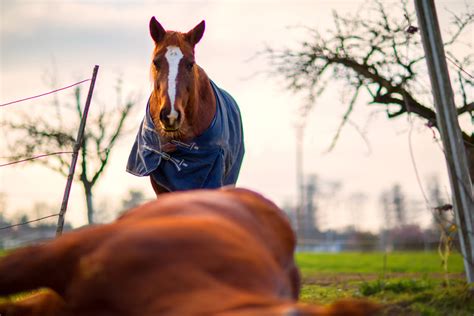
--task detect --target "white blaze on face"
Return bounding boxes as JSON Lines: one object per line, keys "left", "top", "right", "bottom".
{"left": 165, "top": 46, "right": 184, "bottom": 125}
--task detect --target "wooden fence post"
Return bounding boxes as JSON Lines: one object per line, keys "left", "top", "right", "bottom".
{"left": 56, "top": 65, "right": 99, "bottom": 236}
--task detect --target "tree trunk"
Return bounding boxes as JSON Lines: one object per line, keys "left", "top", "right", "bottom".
{"left": 83, "top": 183, "right": 95, "bottom": 224}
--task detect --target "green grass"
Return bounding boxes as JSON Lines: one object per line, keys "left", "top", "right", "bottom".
{"left": 296, "top": 252, "right": 472, "bottom": 316}
{"left": 296, "top": 251, "right": 465, "bottom": 276}
{"left": 359, "top": 278, "right": 432, "bottom": 296}
{"left": 360, "top": 278, "right": 474, "bottom": 315}
{"left": 300, "top": 278, "right": 474, "bottom": 315}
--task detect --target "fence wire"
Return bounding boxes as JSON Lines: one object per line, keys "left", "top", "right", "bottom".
{"left": 1, "top": 77, "right": 92, "bottom": 233}
{"left": 0, "top": 151, "right": 74, "bottom": 168}
{"left": 0, "top": 79, "right": 91, "bottom": 107}
{"left": 0, "top": 214, "right": 60, "bottom": 231}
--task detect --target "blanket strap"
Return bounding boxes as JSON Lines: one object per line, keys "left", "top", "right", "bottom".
{"left": 170, "top": 140, "right": 199, "bottom": 151}
{"left": 143, "top": 145, "right": 188, "bottom": 172}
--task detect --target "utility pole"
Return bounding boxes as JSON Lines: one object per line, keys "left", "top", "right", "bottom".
{"left": 414, "top": 0, "right": 474, "bottom": 284}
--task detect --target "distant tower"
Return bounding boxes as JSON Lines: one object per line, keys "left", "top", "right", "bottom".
{"left": 295, "top": 124, "right": 305, "bottom": 241}
{"left": 304, "top": 175, "right": 319, "bottom": 238}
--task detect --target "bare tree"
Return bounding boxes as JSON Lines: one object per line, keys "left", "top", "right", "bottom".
{"left": 3, "top": 79, "right": 139, "bottom": 224}
{"left": 264, "top": 0, "right": 473, "bottom": 181}
{"left": 379, "top": 190, "right": 393, "bottom": 251}
{"left": 391, "top": 184, "right": 407, "bottom": 225}
{"left": 346, "top": 192, "right": 368, "bottom": 231}
{"left": 121, "top": 189, "right": 147, "bottom": 212}
{"left": 380, "top": 183, "right": 408, "bottom": 227}
{"left": 0, "top": 193, "right": 7, "bottom": 225}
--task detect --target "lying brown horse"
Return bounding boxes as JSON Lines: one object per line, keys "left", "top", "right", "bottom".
{"left": 0, "top": 189, "right": 376, "bottom": 315}
{"left": 127, "top": 19, "right": 244, "bottom": 196}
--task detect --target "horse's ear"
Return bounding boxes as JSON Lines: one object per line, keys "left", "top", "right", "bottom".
{"left": 150, "top": 17, "right": 166, "bottom": 43}
{"left": 185, "top": 20, "right": 205, "bottom": 46}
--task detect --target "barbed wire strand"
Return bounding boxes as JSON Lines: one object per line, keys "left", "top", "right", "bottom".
{"left": 406, "top": 116, "right": 474, "bottom": 267}
{"left": 0, "top": 151, "right": 74, "bottom": 168}
{"left": 0, "top": 214, "right": 60, "bottom": 231}
{"left": 430, "top": 129, "right": 474, "bottom": 205}
{"left": 0, "top": 78, "right": 91, "bottom": 107}
{"left": 0, "top": 70, "right": 98, "bottom": 236}
{"left": 0, "top": 146, "right": 111, "bottom": 229}
{"left": 402, "top": 27, "right": 473, "bottom": 269}
{"left": 446, "top": 55, "right": 474, "bottom": 80}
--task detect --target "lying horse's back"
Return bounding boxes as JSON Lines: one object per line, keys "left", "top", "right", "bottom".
{"left": 0, "top": 189, "right": 377, "bottom": 315}
{"left": 0, "top": 189, "right": 296, "bottom": 315}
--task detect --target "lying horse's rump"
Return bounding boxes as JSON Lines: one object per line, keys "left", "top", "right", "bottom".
{"left": 0, "top": 189, "right": 295, "bottom": 315}
{"left": 0, "top": 189, "right": 377, "bottom": 316}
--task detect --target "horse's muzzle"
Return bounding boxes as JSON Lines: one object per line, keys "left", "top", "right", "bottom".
{"left": 160, "top": 109, "right": 181, "bottom": 131}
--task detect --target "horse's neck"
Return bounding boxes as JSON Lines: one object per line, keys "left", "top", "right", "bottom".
{"left": 188, "top": 66, "right": 216, "bottom": 138}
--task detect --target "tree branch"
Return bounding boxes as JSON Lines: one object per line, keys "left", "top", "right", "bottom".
{"left": 327, "top": 82, "right": 362, "bottom": 152}
{"left": 90, "top": 100, "right": 134, "bottom": 187}
{"left": 458, "top": 102, "right": 474, "bottom": 116}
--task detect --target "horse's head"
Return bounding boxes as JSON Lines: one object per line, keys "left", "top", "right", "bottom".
{"left": 149, "top": 17, "right": 206, "bottom": 139}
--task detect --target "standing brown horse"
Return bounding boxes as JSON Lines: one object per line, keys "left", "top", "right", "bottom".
{"left": 127, "top": 18, "right": 244, "bottom": 196}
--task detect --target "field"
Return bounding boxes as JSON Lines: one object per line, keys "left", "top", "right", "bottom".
{"left": 297, "top": 251, "right": 473, "bottom": 315}
{"left": 1, "top": 250, "right": 472, "bottom": 315}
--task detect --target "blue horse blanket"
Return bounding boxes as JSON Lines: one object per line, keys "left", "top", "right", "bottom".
{"left": 126, "top": 80, "right": 244, "bottom": 191}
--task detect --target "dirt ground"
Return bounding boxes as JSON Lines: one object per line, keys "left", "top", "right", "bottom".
{"left": 303, "top": 272, "right": 465, "bottom": 286}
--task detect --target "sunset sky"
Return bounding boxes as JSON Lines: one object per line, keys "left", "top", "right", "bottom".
{"left": 1, "top": 0, "right": 471, "bottom": 232}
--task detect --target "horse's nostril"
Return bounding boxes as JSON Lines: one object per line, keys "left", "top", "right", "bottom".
{"left": 160, "top": 109, "right": 167, "bottom": 122}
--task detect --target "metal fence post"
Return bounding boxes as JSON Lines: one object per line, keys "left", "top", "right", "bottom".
{"left": 414, "top": 0, "right": 474, "bottom": 284}
{"left": 56, "top": 65, "right": 99, "bottom": 236}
